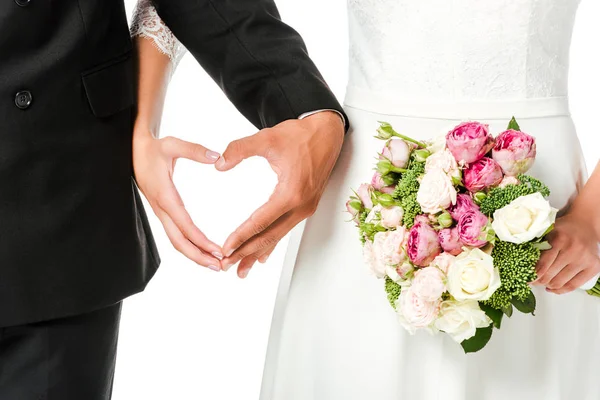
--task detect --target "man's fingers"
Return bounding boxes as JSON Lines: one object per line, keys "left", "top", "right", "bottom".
{"left": 222, "top": 212, "right": 301, "bottom": 270}
{"left": 237, "top": 256, "right": 259, "bottom": 279}
{"left": 158, "top": 212, "right": 221, "bottom": 271}
{"left": 222, "top": 186, "right": 292, "bottom": 257}
{"left": 215, "top": 132, "right": 269, "bottom": 172}
{"left": 163, "top": 136, "right": 221, "bottom": 164}
{"left": 258, "top": 246, "right": 275, "bottom": 264}
{"left": 157, "top": 185, "right": 223, "bottom": 258}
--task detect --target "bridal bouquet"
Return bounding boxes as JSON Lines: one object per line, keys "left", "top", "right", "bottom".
{"left": 347, "top": 118, "right": 580, "bottom": 352}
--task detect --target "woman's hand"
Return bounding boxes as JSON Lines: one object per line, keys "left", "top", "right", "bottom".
{"left": 533, "top": 212, "right": 600, "bottom": 294}
{"left": 133, "top": 131, "right": 224, "bottom": 271}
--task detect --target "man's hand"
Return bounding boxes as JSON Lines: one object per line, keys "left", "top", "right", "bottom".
{"left": 533, "top": 213, "right": 600, "bottom": 294}
{"left": 216, "top": 112, "right": 345, "bottom": 278}
{"left": 133, "top": 132, "right": 223, "bottom": 271}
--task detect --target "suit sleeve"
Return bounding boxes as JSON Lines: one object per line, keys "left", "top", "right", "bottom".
{"left": 150, "top": 0, "right": 348, "bottom": 130}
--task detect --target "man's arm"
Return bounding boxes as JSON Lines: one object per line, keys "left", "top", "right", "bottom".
{"left": 150, "top": 0, "right": 348, "bottom": 130}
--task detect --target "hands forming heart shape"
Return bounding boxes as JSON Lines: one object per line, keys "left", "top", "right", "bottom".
{"left": 133, "top": 111, "right": 345, "bottom": 278}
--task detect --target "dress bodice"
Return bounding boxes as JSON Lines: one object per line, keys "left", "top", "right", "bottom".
{"left": 347, "top": 0, "right": 582, "bottom": 101}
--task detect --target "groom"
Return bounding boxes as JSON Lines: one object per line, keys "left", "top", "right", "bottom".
{"left": 0, "top": 0, "right": 345, "bottom": 399}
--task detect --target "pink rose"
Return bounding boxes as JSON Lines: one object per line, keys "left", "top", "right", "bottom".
{"left": 431, "top": 252, "right": 456, "bottom": 275}
{"left": 371, "top": 172, "right": 395, "bottom": 194}
{"left": 411, "top": 267, "right": 447, "bottom": 302}
{"left": 498, "top": 175, "right": 520, "bottom": 188}
{"left": 407, "top": 222, "right": 442, "bottom": 267}
{"left": 463, "top": 157, "right": 503, "bottom": 192}
{"left": 438, "top": 228, "right": 463, "bottom": 255}
{"left": 492, "top": 129, "right": 536, "bottom": 176}
{"left": 457, "top": 210, "right": 489, "bottom": 248}
{"left": 449, "top": 194, "right": 480, "bottom": 221}
{"left": 445, "top": 122, "right": 495, "bottom": 164}
{"left": 381, "top": 139, "right": 411, "bottom": 169}
{"left": 397, "top": 287, "right": 440, "bottom": 332}
{"left": 357, "top": 183, "right": 374, "bottom": 209}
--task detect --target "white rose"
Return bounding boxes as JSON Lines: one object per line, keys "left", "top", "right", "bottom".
{"left": 425, "top": 149, "right": 461, "bottom": 182}
{"left": 396, "top": 286, "right": 440, "bottom": 334}
{"left": 434, "top": 300, "right": 491, "bottom": 343}
{"left": 380, "top": 206, "right": 404, "bottom": 228}
{"left": 411, "top": 267, "right": 447, "bottom": 301}
{"left": 491, "top": 192, "right": 558, "bottom": 244}
{"left": 447, "top": 248, "right": 501, "bottom": 301}
{"left": 430, "top": 252, "right": 456, "bottom": 275}
{"left": 416, "top": 168, "right": 458, "bottom": 214}
{"left": 365, "top": 204, "right": 383, "bottom": 224}
{"left": 426, "top": 134, "right": 447, "bottom": 155}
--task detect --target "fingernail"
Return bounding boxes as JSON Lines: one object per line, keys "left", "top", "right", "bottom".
{"left": 259, "top": 255, "right": 269, "bottom": 263}
{"left": 240, "top": 270, "right": 249, "bottom": 279}
{"left": 216, "top": 157, "right": 226, "bottom": 169}
{"left": 207, "top": 265, "right": 220, "bottom": 272}
{"left": 212, "top": 251, "right": 223, "bottom": 260}
{"left": 225, "top": 249, "right": 235, "bottom": 257}
{"left": 206, "top": 150, "right": 221, "bottom": 161}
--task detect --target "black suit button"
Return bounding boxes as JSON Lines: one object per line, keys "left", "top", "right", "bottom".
{"left": 15, "top": 0, "right": 31, "bottom": 6}
{"left": 15, "top": 91, "right": 33, "bottom": 110}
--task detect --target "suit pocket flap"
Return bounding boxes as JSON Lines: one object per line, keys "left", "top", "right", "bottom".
{"left": 82, "top": 52, "right": 135, "bottom": 118}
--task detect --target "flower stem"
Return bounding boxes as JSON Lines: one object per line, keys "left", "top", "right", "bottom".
{"left": 586, "top": 280, "right": 600, "bottom": 298}
{"left": 391, "top": 131, "right": 427, "bottom": 148}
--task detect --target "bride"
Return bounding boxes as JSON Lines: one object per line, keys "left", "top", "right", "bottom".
{"left": 132, "top": 0, "right": 600, "bottom": 399}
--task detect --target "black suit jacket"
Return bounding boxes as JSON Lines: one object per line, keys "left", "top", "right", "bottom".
{"left": 0, "top": 0, "right": 345, "bottom": 327}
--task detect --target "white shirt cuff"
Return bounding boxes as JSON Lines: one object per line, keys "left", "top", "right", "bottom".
{"left": 298, "top": 109, "right": 346, "bottom": 127}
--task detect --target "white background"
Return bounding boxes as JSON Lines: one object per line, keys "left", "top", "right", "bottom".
{"left": 115, "top": 1, "right": 600, "bottom": 399}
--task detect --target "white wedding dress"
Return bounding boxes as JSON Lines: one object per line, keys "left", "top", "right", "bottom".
{"left": 260, "top": 1, "right": 600, "bottom": 400}
{"left": 133, "top": 1, "right": 600, "bottom": 399}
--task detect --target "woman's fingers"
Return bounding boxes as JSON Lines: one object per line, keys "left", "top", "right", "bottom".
{"left": 157, "top": 210, "right": 221, "bottom": 271}
{"left": 163, "top": 136, "right": 221, "bottom": 164}
{"left": 157, "top": 184, "right": 223, "bottom": 257}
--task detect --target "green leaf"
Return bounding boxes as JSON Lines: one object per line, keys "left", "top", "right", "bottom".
{"left": 532, "top": 241, "right": 553, "bottom": 251}
{"left": 461, "top": 325, "right": 493, "bottom": 353}
{"left": 502, "top": 304, "right": 514, "bottom": 317}
{"left": 480, "top": 303, "right": 504, "bottom": 329}
{"left": 507, "top": 116, "right": 521, "bottom": 131}
{"left": 511, "top": 291, "right": 536, "bottom": 315}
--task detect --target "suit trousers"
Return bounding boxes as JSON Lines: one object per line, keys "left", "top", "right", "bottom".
{"left": 0, "top": 302, "right": 122, "bottom": 400}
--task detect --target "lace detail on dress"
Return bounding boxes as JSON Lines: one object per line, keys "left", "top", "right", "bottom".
{"left": 347, "top": 0, "right": 582, "bottom": 102}
{"left": 130, "top": 0, "right": 187, "bottom": 69}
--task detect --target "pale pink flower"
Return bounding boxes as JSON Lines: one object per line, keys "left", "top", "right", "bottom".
{"left": 381, "top": 139, "right": 411, "bottom": 169}
{"left": 411, "top": 267, "right": 447, "bottom": 302}
{"left": 397, "top": 287, "right": 441, "bottom": 333}
{"left": 357, "top": 183, "right": 374, "bottom": 209}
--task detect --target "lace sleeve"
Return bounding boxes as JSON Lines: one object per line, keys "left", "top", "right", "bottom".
{"left": 130, "top": 0, "right": 187, "bottom": 69}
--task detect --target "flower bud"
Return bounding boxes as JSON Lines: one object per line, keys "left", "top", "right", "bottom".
{"left": 413, "top": 149, "right": 431, "bottom": 163}
{"left": 376, "top": 122, "right": 395, "bottom": 140}
{"left": 437, "top": 211, "right": 453, "bottom": 228}
{"left": 376, "top": 193, "right": 396, "bottom": 207}
{"left": 473, "top": 192, "right": 487, "bottom": 205}
{"left": 492, "top": 129, "right": 536, "bottom": 176}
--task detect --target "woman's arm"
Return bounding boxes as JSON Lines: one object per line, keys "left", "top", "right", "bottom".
{"left": 131, "top": 1, "right": 224, "bottom": 270}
